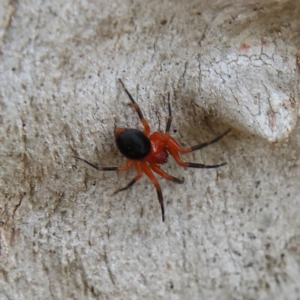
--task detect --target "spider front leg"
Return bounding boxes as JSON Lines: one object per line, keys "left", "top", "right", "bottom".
{"left": 118, "top": 78, "right": 150, "bottom": 136}
{"left": 166, "top": 133, "right": 228, "bottom": 168}
{"left": 165, "top": 92, "right": 172, "bottom": 133}
{"left": 167, "top": 147, "right": 227, "bottom": 169}
{"left": 150, "top": 163, "right": 184, "bottom": 184}
{"left": 168, "top": 130, "right": 230, "bottom": 154}
{"left": 164, "top": 93, "right": 229, "bottom": 154}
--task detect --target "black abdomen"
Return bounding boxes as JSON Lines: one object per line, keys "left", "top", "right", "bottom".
{"left": 116, "top": 129, "right": 151, "bottom": 160}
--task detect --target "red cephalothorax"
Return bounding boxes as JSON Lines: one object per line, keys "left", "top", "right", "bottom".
{"left": 73, "top": 79, "right": 230, "bottom": 222}
{"left": 146, "top": 132, "right": 169, "bottom": 164}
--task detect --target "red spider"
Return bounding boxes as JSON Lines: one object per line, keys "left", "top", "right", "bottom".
{"left": 73, "top": 79, "right": 230, "bottom": 222}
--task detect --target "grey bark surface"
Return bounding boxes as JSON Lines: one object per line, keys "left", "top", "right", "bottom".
{"left": 1, "top": 0, "right": 300, "bottom": 299}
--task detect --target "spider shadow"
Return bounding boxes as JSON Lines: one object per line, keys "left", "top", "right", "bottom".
{"left": 158, "top": 88, "right": 231, "bottom": 158}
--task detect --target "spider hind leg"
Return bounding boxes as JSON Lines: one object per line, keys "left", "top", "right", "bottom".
{"left": 112, "top": 161, "right": 142, "bottom": 195}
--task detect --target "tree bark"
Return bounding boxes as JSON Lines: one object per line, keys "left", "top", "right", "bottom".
{"left": 1, "top": 0, "right": 300, "bottom": 299}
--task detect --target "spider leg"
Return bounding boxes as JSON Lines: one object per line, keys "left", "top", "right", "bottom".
{"left": 72, "top": 156, "right": 132, "bottom": 171}
{"left": 150, "top": 163, "right": 184, "bottom": 184}
{"left": 167, "top": 129, "right": 230, "bottom": 154}
{"left": 165, "top": 92, "right": 172, "bottom": 133}
{"left": 140, "top": 162, "right": 165, "bottom": 222}
{"left": 118, "top": 78, "right": 150, "bottom": 136}
{"left": 167, "top": 149, "right": 227, "bottom": 169}
{"left": 112, "top": 162, "right": 143, "bottom": 195}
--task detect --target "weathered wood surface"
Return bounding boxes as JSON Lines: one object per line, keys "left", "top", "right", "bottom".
{"left": 1, "top": 0, "right": 300, "bottom": 299}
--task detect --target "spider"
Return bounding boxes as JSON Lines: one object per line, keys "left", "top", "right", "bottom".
{"left": 73, "top": 79, "right": 230, "bottom": 222}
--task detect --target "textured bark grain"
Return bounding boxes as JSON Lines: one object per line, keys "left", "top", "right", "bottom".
{"left": 0, "top": 0, "right": 300, "bottom": 299}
